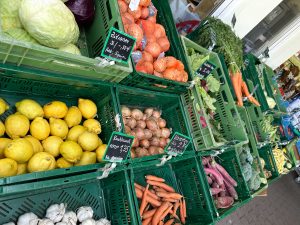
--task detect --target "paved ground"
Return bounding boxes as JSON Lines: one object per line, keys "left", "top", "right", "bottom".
{"left": 217, "top": 171, "right": 300, "bottom": 225}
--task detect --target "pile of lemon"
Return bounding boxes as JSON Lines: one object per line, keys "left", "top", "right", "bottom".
{"left": 0, "top": 98, "right": 107, "bottom": 178}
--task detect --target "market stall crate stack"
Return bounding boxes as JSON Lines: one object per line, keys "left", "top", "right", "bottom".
{"left": 180, "top": 36, "right": 247, "bottom": 151}
{"left": 0, "top": 0, "right": 133, "bottom": 82}
{"left": 0, "top": 64, "right": 120, "bottom": 186}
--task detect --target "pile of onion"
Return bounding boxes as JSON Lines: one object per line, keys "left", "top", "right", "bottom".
{"left": 121, "top": 106, "right": 171, "bottom": 158}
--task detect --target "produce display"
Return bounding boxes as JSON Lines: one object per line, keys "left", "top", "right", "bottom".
{"left": 238, "top": 146, "right": 266, "bottom": 192}
{"left": 134, "top": 175, "right": 186, "bottom": 225}
{"left": 273, "top": 145, "right": 293, "bottom": 174}
{"left": 122, "top": 106, "right": 171, "bottom": 158}
{"left": 117, "top": 0, "right": 189, "bottom": 82}
{"left": 260, "top": 115, "right": 280, "bottom": 143}
{"left": 0, "top": 98, "right": 108, "bottom": 178}
{"left": 3, "top": 203, "right": 110, "bottom": 225}
{"left": 0, "top": 0, "right": 91, "bottom": 55}
{"left": 202, "top": 157, "right": 238, "bottom": 209}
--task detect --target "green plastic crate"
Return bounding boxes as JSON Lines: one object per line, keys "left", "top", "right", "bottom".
{"left": 116, "top": 85, "right": 194, "bottom": 163}
{"left": 120, "top": 0, "right": 191, "bottom": 94}
{"left": 237, "top": 107, "right": 268, "bottom": 196}
{"left": 198, "top": 147, "right": 251, "bottom": 220}
{"left": 0, "top": 64, "right": 120, "bottom": 185}
{"left": 258, "top": 144, "right": 280, "bottom": 184}
{"left": 0, "top": 0, "right": 132, "bottom": 82}
{"left": 285, "top": 139, "right": 298, "bottom": 168}
{"left": 0, "top": 168, "right": 138, "bottom": 225}
{"left": 128, "top": 155, "right": 215, "bottom": 225}
{"left": 180, "top": 37, "right": 247, "bottom": 151}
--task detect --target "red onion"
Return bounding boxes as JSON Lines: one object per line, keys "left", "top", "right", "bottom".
{"left": 136, "top": 120, "right": 146, "bottom": 129}
{"left": 131, "top": 109, "right": 144, "bottom": 120}
{"left": 157, "top": 118, "right": 166, "bottom": 128}
{"left": 140, "top": 139, "right": 150, "bottom": 148}
{"left": 161, "top": 128, "right": 170, "bottom": 139}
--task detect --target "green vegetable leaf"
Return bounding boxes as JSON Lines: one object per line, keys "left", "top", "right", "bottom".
{"left": 206, "top": 75, "right": 220, "bottom": 93}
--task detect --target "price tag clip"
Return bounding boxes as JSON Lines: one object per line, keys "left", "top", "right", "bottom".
{"left": 97, "top": 162, "right": 117, "bottom": 180}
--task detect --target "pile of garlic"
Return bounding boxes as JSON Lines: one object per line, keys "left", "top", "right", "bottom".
{"left": 3, "top": 203, "right": 111, "bottom": 225}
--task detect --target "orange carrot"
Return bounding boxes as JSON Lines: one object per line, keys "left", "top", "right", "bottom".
{"left": 136, "top": 187, "right": 144, "bottom": 198}
{"left": 146, "top": 175, "right": 165, "bottom": 182}
{"left": 135, "top": 183, "right": 160, "bottom": 200}
{"left": 142, "top": 217, "right": 152, "bottom": 225}
{"left": 143, "top": 209, "right": 157, "bottom": 219}
{"left": 159, "top": 221, "right": 164, "bottom": 225}
{"left": 156, "top": 192, "right": 182, "bottom": 199}
{"left": 180, "top": 200, "right": 185, "bottom": 224}
{"left": 162, "top": 198, "right": 178, "bottom": 202}
{"left": 172, "top": 201, "right": 180, "bottom": 216}
{"left": 153, "top": 187, "right": 168, "bottom": 193}
{"left": 140, "top": 184, "right": 150, "bottom": 216}
{"left": 230, "top": 72, "right": 243, "bottom": 107}
{"left": 241, "top": 82, "right": 260, "bottom": 106}
{"left": 146, "top": 180, "right": 175, "bottom": 193}
{"left": 136, "top": 189, "right": 161, "bottom": 207}
{"left": 171, "top": 213, "right": 180, "bottom": 220}
{"left": 164, "top": 219, "right": 174, "bottom": 225}
{"left": 183, "top": 199, "right": 186, "bottom": 218}
{"left": 151, "top": 202, "right": 170, "bottom": 225}
{"left": 160, "top": 204, "right": 173, "bottom": 220}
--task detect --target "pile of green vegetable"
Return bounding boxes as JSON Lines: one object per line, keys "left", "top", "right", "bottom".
{"left": 238, "top": 146, "right": 267, "bottom": 192}
{"left": 260, "top": 115, "right": 280, "bottom": 143}
{"left": 191, "top": 17, "right": 243, "bottom": 72}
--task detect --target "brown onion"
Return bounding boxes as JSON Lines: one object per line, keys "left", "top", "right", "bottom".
{"left": 157, "top": 118, "right": 166, "bottom": 128}
{"left": 134, "top": 128, "right": 145, "bottom": 140}
{"left": 142, "top": 114, "right": 147, "bottom": 121}
{"left": 161, "top": 128, "right": 170, "bottom": 139}
{"left": 146, "top": 119, "right": 158, "bottom": 131}
{"left": 140, "top": 139, "right": 150, "bottom": 148}
{"left": 150, "top": 137, "right": 160, "bottom": 146}
{"left": 159, "top": 138, "right": 167, "bottom": 147}
{"left": 122, "top": 106, "right": 131, "bottom": 117}
{"left": 148, "top": 146, "right": 157, "bottom": 155}
{"left": 144, "top": 108, "right": 154, "bottom": 118}
{"left": 132, "top": 137, "right": 139, "bottom": 147}
{"left": 131, "top": 108, "right": 144, "bottom": 120}
{"left": 136, "top": 120, "right": 146, "bottom": 129}
{"left": 124, "top": 125, "right": 131, "bottom": 134}
{"left": 126, "top": 118, "right": 137, "bottom": 129}
{"left": 153, "top": 129, "right": 162, "bottom": 138}
{"left": 144, "top": 129, "right": 153, "bottom": 139}
{"left": 152, "top": 110, "right": 161, "bottom": 119}
{"left": 135, "top": 147, "right": 149, "bottom": 158}
{"left": 157, "top": 147, "right": 164, "bottom": 154}
{"left": 129, "top": 130, "right": 136, "bottom": 138}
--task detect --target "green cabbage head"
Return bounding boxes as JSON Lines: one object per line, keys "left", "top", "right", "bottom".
{"left": 0, "top": 0, "right": 22, "bottom": 31}
{"left": 5, "top": 28, "right": 38, "bottom": 43}
{"left": 19, "top": 0, "right": 79, "bottom": 48}
{"left": 59, "top": 44, "right": 81, "bottom": 55}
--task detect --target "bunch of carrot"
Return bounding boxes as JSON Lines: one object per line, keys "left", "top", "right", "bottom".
{"left": 134, "top": 175, "right": 186, "bottom": 225}
{"left": 230, "top": 71, "right": 260, "bottom": 107}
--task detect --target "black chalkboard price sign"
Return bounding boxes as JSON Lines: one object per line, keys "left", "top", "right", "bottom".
{"left": 195, "top": 60, "right": 216, "bottom": 78}
{"left": 101, "top": 27, "right": 136, "bottom": 63}
{"left": 103, "top": 132, "right": 134, "bottom": 162}
{"left": 164, "top": 132, "right": 191, "bottom": 155}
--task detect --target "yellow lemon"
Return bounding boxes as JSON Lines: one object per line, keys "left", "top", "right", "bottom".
{"left": 15, "top": 99, "right": 44, "bottom": 120}
{"left": 0, "top": 121, "right": 5, "bottom": 137}
{"left": 30, "top": 117, "right": 50, "bottom": 140}
{"left": 96, "top": 144, "right": 107, "bottom": 162}
{"left": 42, "top": 136, "right": 63, "bottom": 157}
{"left": 78, "top": 98, "right": 97, "bottom": 119}
{"left": 5, "top": 113, "right": 30, "bottom": 139}
{"left": 49, "top": 118, "right": 68, "bottom": 139}
{"left": 75, "top": 151, "right": 96, "bottom": 166}
{"left": 17, "top": 163, "right": 27, "bottom": 175}
{"left": 0, "top": 138, "right": 12, "bottom": 158}
{"left": 27, "top": 152, "right": 56, "bottom": 172}
{"left": 0, "top": 98, "right": 9, "bottom": 115}
{"left": 0, "top": 158, "right": 17, "bottom": 177}
{"left": 4, "top": 138, "right": 33, "bottom": 163}
{"left": 67, "top": 125, "right": 86, "bottom": 142}
{"left": 64, "top": 106, "right": 82, "bottom": 128}
{"left": 60, "top": 141, "right": 83, "bottom": 163}
{"left": 43, "top": 101, "right": 68, "bottom": 119}
{"left": 78, "top": 131, "right": 99, "bottom": 151}
{"left": 24, "top": 136, "right": 43, "bottom": 153}
{"left": 83, "top": 119, "right": 101, "bottom": 134}
{"left": 56, "top": 157, "right": 73, "bottom": 168}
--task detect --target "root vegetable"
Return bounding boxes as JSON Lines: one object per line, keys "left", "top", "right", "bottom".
{"left": 159, "top": 138, "right": 167, "bottom": 148}
{"left": 62, "top": 211, "right": 77, "bottom": 224}
{"left": 132, "top": 138, "right": 139, "bottom": 147}
{"left": 204, "top": 168, "right": 224, "bottom": 185}
{"left": 146, "top": 180, "right": 175, "bottom": 192}
{"left": 150, "top": 137, "right": 160, "bottom": 147}
{"left": 148, "top": 146, "right": 157, "bottom": 155}
{"left": 207, "top": 176, "right": 213, "bottom": 185}
{"left": 180, "top": 200, "right": 185, "bottom": 224}
{"left": 161, "top": 128, "right": 170, "bottom": 139}
{"left": 143, "top": 209, "right": 156, "bottom": 219}
{"left": 121, "top": 106, "right": 131, "bottom": 117}
{"left": 136, "top": 120, "right": 146, "bottom": 129}
{"left": 224, "top": 179, "right": 238, "bottom": 200}
{"left": 142, "top": 217, "right": 151, "bottom": 225}
{"left": 135, "top": 147, "right": 149, "bottom": 157}
{"left": 140, "top": 184, "right": 149, "bottom": 216}
{"left": 125, "top": 125, "right": 131, "bottom": 134}
{"left": 152, "top": 110, "right": 161, "bottom": 119}
{"left": 213, "top": 162, "right": 237, "bottom": 187}
{"left": 131, "top": 109, "right": 144, "bottom": 120}
{"left": 153, "top": 129, "right": 161, "bottom": 138}
{"left": 144, "top": 129, "right": 153, "bottom": 139}
{"left": 146, "top": 175, "right": 165, "bottom": 182}
{"left": 157, "top": 147, "right": 164, "bottom": 154}
{"left": 157, "top": 118, "right": 166, "bottom": 128}
{"left": 131, "top": 149, "right": 136, "bottom": 158}
{"left": 134, "top": 128, "right": 145, "bottom": 140}
{"left": 165, "top": 219, "right": 174, "bottom": 225}
{"left": 215, "top": 196, "right": 234, "bottom": 209}
{"left": 46, "top": 203, "right": 66, "bottom": 222}
{"left": 144, "top": 108, "right": 154, "bottom": 118}
{"left": 146, "top": 119, "right": 158, "bottom": 131}
{"left": 210, "top": 188, "right": 223, "bottom": 195}
{"left": 151, "top": 202, "right": 169, "bottom": 225}
{"left": 140, "top": 139, "right": 150, "bottom": 148}
{"left": 125, "top": 118, "right": 137, "bottom": 129}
